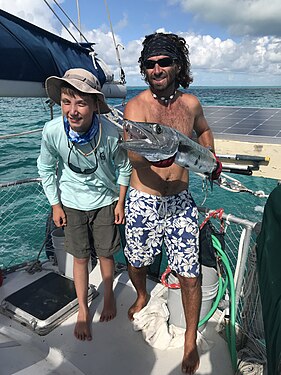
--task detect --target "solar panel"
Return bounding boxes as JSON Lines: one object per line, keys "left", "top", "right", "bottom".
{"left": 203, "top": 106, "right": 281, "bottom": 144}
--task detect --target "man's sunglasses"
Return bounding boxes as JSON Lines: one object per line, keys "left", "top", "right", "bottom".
{"left": 67, "top": 142, "right": 98, "bottom": 174}
{"left": 143, "top": 57, "right": 175, "bottom": 70}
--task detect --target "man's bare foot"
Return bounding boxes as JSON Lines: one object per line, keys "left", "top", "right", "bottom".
{"left": 100, "top": 292, "right": 116, "bottom": 322}
{"left": 181, "top": 344, "right": 200, "bottom": 374}
{"left": 128, "top": 293, "right": 149, "bottom": 321}
{"left": 74, "top": 309, "right": 92, "bottom": 341}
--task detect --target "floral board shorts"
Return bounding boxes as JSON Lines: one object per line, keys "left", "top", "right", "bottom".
{"left": 124, "top": 188, "right": 200, "bottom": 277}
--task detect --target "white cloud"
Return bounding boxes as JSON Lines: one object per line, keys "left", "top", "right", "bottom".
{"left": 187, "top": 32, "right": 281, "bottom": 75}
{"left": 170, "top": 0, "right": 281, "bottom": 37}
{"left": 0, "top": 0, "right": 63, "bottom": 34}
{"left": 114, "top": 12, "right": 128, "bottom": 32}
{"left": 119, "top": 31, "right": 281, "bottom": 85}
{"left": 1, "top": 0, "right": 281, "bottom": 85}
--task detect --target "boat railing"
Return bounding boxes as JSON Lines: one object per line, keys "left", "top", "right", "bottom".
{"left": 197, "top": 207, "right": 266, "bottom": 364}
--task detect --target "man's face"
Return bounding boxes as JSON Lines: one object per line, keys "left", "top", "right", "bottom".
{"left": 61, "top": 92, "right": 97, "bottom": 132}
{"left": 144, "top": 55, "right": 178, "bottom": 92}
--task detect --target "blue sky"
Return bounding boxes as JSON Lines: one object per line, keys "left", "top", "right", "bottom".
{"left": 1, "top": 0, "right": 281, "bottom": 86}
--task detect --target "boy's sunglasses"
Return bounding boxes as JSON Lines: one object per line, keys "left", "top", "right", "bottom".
{"left": 67, "top": 142, "right": 98, "bottom": 174}
{"left": 143, "top": 57, "right": 175, "bottom": 70}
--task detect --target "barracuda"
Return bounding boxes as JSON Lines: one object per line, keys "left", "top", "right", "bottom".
{"left": 121, "top": 120, "right": 217, "bottom": 174}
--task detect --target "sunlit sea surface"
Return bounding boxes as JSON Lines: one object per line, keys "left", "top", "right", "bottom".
{"left": 0, "top": 86, "right": 280, "bottom": 267}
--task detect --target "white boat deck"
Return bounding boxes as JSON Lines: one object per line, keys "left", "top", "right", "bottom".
{"left": 0, "top": 262, "right": 233, "bottom": 375}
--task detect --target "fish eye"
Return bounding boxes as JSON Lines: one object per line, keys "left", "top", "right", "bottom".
{"left": 153, "top": 124, "right": 162, "bottom": 134}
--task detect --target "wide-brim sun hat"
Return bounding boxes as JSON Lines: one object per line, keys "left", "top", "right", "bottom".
{"left": 45, "top": 68, "right": 110, "bottom": 114}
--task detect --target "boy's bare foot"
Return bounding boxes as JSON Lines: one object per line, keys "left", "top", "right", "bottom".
{"left": 100, "top": 292, "right": 116, "bottom": 322}
{"left": 74, "top": 309, "right": 92, "bottom": 341}
{"left": 128, "top": 293, "right": 150, "bottom": 321}
{"left": 181, "top": 344, "right": 200, "bottom": 374}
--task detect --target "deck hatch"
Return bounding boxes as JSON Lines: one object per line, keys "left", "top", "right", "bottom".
{"left": 0, "top": 272, "right": 98, "bottom": 335}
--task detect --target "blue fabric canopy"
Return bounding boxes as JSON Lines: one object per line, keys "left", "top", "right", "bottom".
{"left": 0, "top": 9, "right": 106, "bottom": 86}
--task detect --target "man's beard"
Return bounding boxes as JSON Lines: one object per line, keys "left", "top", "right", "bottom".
{"left": 146, "top": 71, "right": 177, "bottom": 94}
{"left": 148, "top": 77, "right": 172, "bottom": 93}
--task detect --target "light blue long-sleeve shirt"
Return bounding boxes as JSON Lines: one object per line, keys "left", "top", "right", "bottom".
{"left": 37, "top": 115, "right": 132, "bottom": 211}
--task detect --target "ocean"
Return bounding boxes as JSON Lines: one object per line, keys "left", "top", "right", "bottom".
{"left": 0, "top": 86, "right": 280, "bottom": 268}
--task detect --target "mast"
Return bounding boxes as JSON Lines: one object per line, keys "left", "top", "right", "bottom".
{"left": 76, "top": 0, "right": 82, "bottom": 43}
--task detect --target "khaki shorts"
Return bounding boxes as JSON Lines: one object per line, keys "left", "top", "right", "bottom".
{"left": 63, "top": 203, "right": 120, "bottom": 259}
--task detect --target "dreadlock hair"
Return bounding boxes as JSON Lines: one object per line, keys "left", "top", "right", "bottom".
{"left": 138, "top": 32, "right": 193, "bottom": 89}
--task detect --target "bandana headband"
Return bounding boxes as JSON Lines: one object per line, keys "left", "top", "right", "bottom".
{"left": 142, "top": 34, "right": 181, "bottom": 62}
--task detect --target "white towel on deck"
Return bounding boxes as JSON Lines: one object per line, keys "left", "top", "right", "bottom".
{"left": 132, "top": 296, "right": 213, "bottom": 352}
{"left": 132, "top": 296, "right": 171, "bottom": 350}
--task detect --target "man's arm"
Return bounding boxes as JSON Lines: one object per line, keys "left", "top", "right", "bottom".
{"left": 193, "top": 102, "right": 215, "bottom": 150}
{"left": 193, "top": 99, "right": 222, "bottom": 179}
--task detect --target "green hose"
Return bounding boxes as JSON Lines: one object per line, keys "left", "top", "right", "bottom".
{"left": 211, "top": 235, "right": 237, "bottom": 372}
{"left": 198, "top": 273, "right": 225, "bottom": 327}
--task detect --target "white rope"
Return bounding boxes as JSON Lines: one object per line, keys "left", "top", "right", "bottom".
{"left": 236, "top": 347, "right": 265, "bottom": 375}
{"left": 0, "top": 128, "right": 43, "bottom": 139}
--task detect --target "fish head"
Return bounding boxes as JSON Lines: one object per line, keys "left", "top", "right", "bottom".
{"left": 121, "top": 120, "right": 179, "bottom": 162}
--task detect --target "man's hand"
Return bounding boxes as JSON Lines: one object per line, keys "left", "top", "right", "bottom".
{"left": 211, "top": 153, "right": 222, "bottom": 180}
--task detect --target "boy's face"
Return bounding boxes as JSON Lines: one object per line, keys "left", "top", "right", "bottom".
{"left": 61, "top": 91, "right": 97, "bottom": 132}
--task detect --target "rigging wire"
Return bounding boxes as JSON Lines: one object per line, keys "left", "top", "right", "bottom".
{"left": 44, "top": 0, "right": 126, "bottom": 84}
{"left": 103, "top": 0, "right": 126, "bottom": 84}
{"left": 43, "top": 0, "right": 80, "bottom": 44}
{"left": 50, "top": 0, "right": 90, "bottom": 44}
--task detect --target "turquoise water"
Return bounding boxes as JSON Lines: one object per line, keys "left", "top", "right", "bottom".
{"left": 1, "top": 86, "right": 280, "bottom": 185}
{"left": 0, "top": 86, "right": 280, "bottom": 267}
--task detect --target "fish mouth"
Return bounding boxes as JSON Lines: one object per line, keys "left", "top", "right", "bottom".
{"left": 123, "top": 120, "right": 162, "bottom": 143}
{"left": 121, "top": 120, "right": 179, "bottom": 161}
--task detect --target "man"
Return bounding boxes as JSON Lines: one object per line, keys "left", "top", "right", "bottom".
{"left": 123, "top": 33, "right": 221, "bottom": 374}
{"left": 37, "top": 68, "right": 132, "bottom": 341}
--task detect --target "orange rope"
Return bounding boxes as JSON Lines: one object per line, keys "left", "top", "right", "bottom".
{"left": 199, "top": 208, "right": 224, "bottom": 231}
{"left": 160, "top": 266, "right": 180, "bottom": 289}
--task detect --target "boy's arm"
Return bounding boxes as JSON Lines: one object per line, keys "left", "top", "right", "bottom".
{"left": 114, "top": 185, "right": 128, "bottom": 224}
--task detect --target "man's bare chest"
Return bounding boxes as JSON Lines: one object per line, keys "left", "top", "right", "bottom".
{"left": 147, "top": 103, "right": 194, "bottom": 137}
